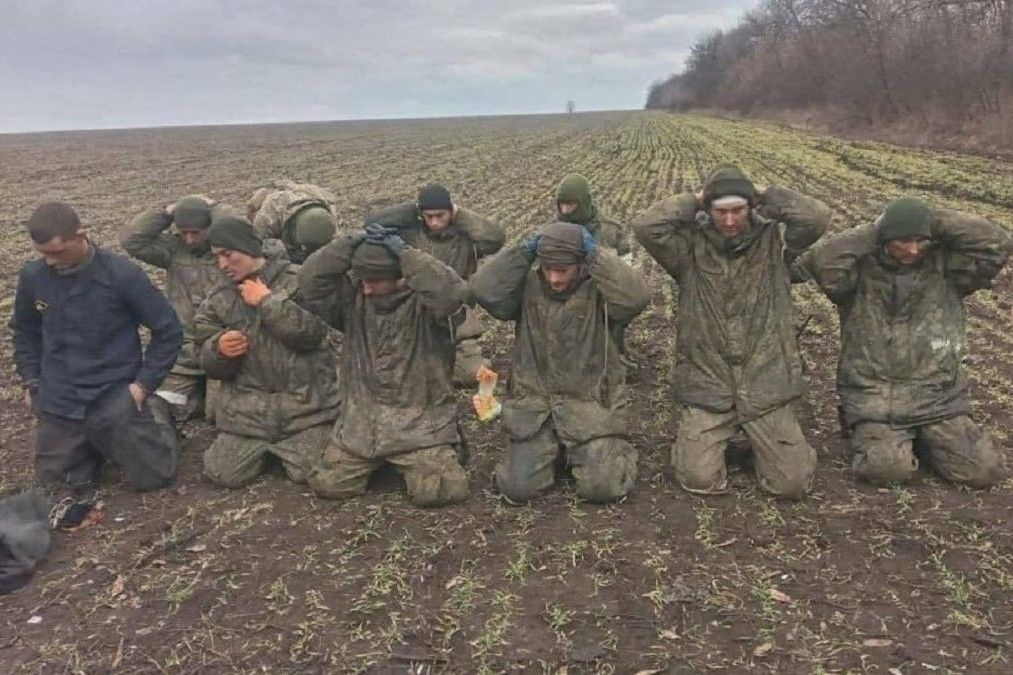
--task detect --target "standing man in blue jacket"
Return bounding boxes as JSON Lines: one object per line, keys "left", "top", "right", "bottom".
{"left": 11, "top": 202, "right": 183, "bottom": 490}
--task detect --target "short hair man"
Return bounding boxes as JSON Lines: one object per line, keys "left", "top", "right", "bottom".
{"left": 470, "top": 221, "right": 650, "bottom": 503}
{"left": 12, "top": 202, "right": 182, "bottom": 490}
{"left": 188, "top": 216, "right": 340, "bottom": 488}
{"left": 634, "top": 165, "right": 831, "bottom": 499}
{"left": 298, "top": 225, "right": 470, "bottom": 506}
{"left": 797, "top": 197, "right": 1010, "bottom": 487}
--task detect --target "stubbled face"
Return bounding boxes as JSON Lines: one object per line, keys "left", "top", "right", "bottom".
{"left": 541, "top": 263, "right": 580, "bottom": 294}
{"left": 557, "top": 200, "right": 579, "bottom": 216}
{"left": 886, "top": 237, "right": 931, "bottom": 266}
{"left": 212, "top": 247, "right": 260, "bottom": 282}
{"left": 709, "top": 204, "right": 751, "bottom": 238}
{"left": 360, "top": 278, "right": 402, "bottom": 297}
{"left": 35, "top": 233, "right": 90, "bottom": 271}
{"left": 421, "top": 209, "right": 453, "bottom": 233}
{"left": 179, "top": 228, "right": 207, "bottom": 247}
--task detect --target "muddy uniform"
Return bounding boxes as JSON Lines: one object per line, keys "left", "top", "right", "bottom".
{"left": 368, "top": 201, "right": 505, "bottom": 385}
{"left": 12, "top": 245, "right": 182, "bottom": 490}
{"left": 121, "top": 202, "right": 233, "bottom": 421}
{"left": 248, "top": 181, "right": 340, "bottom": 263}
{"left": 798, "top": 208, "right": 1010, "bottom": 487}
{"left": 471, "top": 225, "right": 650, "bottom": 503}
{"left": 634, "top": 185, "right": 830, "bottom": 499}
{"left": 189, "top": 256, "right": 340, "bottom": 488}
{"left": 298, "top": 233, "right": 470, "bottom": 506}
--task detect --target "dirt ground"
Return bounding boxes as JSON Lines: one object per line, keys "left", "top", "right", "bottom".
{"left": 0, "top": 112, "right": 1010, "bottom": 674}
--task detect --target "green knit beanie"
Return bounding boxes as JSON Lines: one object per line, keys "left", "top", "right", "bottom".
{"left": 876, "top": 197, "right": 933, "bottom": 244}
{"left": 537, "top": 221, "right": 585, "bottom": 265}
{"left": 174, "top": 196, "right": 212, "bottom": 230}
{"left": 351, "top": 241, "right": 402, "bottom": 280}
{"left": 702, "top": 165, "right": 755, "bottom": 207}
{"left": 555, "top": 173, "right": 595, "bottom": 224}
{"left": 206, "top": 216, "right": 263, "bottom": 257}
{"left": 292, "top": 206, "right": 336, "bottom": 251}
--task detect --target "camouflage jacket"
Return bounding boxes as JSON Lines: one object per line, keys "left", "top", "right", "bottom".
{"left": 568, "top": 212, "right": 631, "bottom": 259}
{"left": 120, "top": 205, "right": 231, "bottom": 373}
{"left": 250, "top": 181, "right": 339, "bottom": 255}
{"left": 367, "top": 202, "right": 505, "bottom": 280}
{"left": 470, "top": 242, "right": 650, "bottom": 444}
{"left": 189, "top": 256, "right": 339, "bottom": 440}
{"left": 798, "top": 209, "right": 1011, "bottom": 428}
{"left": 634, "top": 186, "right": 831, "bottom": 419}
{"left": 298, "top": 236, "right": 468, "bottom": 459}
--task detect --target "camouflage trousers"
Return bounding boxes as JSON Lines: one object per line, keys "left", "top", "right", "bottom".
{"left": 851, "top": 415, "right": 1000, "bottom": 488}
{"left": 34, "top": 385, "right": 178, "bottom": 491}
{"left": 307, "top": 442, "right": 469, "bottom": 507}
{"left": 672, "top": 404, "right": 815, "bottom": 500}
{"left": 496, "top": 419, "right": 637, "bottom": 504}
{"left": 203, "top": 423, "right": 331, "bottom": 489}
{"left": 155, "top": 371, "right": 220, "bottom": 424}
{"left": 453, "top": 306, "right": 489, "bottom": 387}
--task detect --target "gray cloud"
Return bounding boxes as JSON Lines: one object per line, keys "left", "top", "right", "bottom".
{"left": 0, "top": 0, "right": 758, "bottom": 132}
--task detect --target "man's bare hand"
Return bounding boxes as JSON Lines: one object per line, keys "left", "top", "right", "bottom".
{"left": 23, "top": 388, "right": 33, "bottom": 412}
{"left": 239, "top": 278, "right": 272, "bottom": 307}
{"left": 218, "top": 330, "right": 249, "bottom": 358}
{"left": 128, "top": 382, "right": 147, "bottom": 411}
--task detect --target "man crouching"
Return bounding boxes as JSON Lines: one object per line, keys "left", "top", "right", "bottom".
{"left": 298, "top": 225, "right": 470, "bottom": 507}
{"left": 470, "top": 221, "right": 650, "bottom": 503}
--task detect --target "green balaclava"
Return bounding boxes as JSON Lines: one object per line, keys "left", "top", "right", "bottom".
{"left": 536, "top": 221, "right": 585, "bottom": 266}
{"left": 173, "top": 196, "right": 213, "bottom": 230}
{"left": 292, "top": 206, "right": 337, "bottom": 253}
{"left": 701, "top": 164, "right": 755, "bottom": 208}
{"left": 206, "top": 216, "right": 264, "bottom": 257}
{"left": 876, "top": 197, "right": 933, "bottom": 244}
{"left": 351, "top": 241, "right": 402, "bottom": 280}
{"left": 555, "top": 173, "right": 596, "bottom": 224}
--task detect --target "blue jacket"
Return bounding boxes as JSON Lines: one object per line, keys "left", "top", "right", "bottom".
{"left": 11, "top": 245, "right": 182, "bottom": 419}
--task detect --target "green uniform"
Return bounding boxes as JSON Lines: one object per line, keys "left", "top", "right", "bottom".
{"left": 368, "top": 202, "right": 505, "bottom": 385}
{"left": 189, "top": 257, "right": 340, "bottom": 487}
{"left": 634, "top": 186, "right": 830, "bottom": 498}
{"left": 798, "top": 209, "right": 1010, "bottom": 487}
{"left": 249, "top": 181, "right": 339, "bottom": 262}
{"left": 120, "top": 204, "right": 232, "bottom": 421}
{"left": 298, "top": 235, "right": 470, "bottom": 506}
{"left": 470, "top": 241, "right": 650, "bottom": 503}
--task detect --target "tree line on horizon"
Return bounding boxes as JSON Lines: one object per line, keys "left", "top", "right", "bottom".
{"left": 645, "top": 0, "right": 1012, "bottom": 131}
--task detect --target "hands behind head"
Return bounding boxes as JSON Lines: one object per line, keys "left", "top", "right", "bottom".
{"left": 364, "top": 223, "right": 406, "bottom": 257}
{"left": 218, "top": 330, "right": 249, "bottom": 358}
{"left": 578, "top": 225, "right": 598, "bottom": 257}
{"left": 525, "top": 233, "right": 541, "bottom": 259}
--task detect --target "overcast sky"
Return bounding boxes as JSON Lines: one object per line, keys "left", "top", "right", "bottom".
{"left": 0, "top": 0, "right": 758, "bottom": 133}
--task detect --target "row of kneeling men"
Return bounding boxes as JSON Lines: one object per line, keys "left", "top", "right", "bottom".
{"left": 11, "top": 166, "right": 1011, "bottom": 506}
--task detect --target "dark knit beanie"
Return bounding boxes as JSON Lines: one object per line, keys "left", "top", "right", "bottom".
{"left": 537, "top": 221, "right": 585, "bottom": 265}
{"left": 206, "top": 216, "right": 263, "bottom": 257}
{"left": 417, "top": 184, "right": 453, "bottom": 211}
{"left": 27, "top": 202, "right": 81, "bottom": 243}
{"left": 351, "top": 241, "right": 402, "bottom": 280}
{"left": 702, "top": 165, "right": 756, "bottom": 207}
{"left": 876, "top": 197, "right": 933, "bottom": 244}
{"left": 173, "top": 196, "right": 212, "bottom": 230}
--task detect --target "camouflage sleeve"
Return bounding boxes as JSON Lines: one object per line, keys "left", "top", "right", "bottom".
{"left": 588, "top": 248, "right": 650, "bottom": 324}
{"left": 632, "top": 193, "right": 697, "bottom": 282}
{"left": 400, "top": 247, "right": 467, "bottom": 320}
{"left": 191, "top": 292, "right": 242, "bottom": 381}
{"left": 469, "top": 239, "right": 531, "bottom": 321}
{"left": 932, "top": 208, "right": 1012, "bottom": 295}
{"left": 257, "top": 274, "right": 329, "bottom": 352}
{"left": 758, "top": 186, "right": 832, "bottom": 260}
{"left": 297, "top": 232, "right": 361, "bottom": 332}
{"left": 120, "top": 207, "right": 176, "bottom": 269}
{"left": 252, "top": 194, "right": 285, "bottom": 239}
{"left": 798, "top": 225, "right": 876, "bottom": 305}
{"left": 454, "top": 208, "right": 505, "bottom": 257}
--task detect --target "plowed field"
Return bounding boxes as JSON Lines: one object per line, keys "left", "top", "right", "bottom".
{"left": 0, "top": 112, "right": 1010, "bottom": 673}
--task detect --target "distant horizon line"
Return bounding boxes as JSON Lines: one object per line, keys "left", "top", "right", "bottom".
{"left": 0, "top": 107, "right": 643, "bottom": 137}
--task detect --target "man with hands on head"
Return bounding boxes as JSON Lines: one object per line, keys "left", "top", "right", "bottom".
{"left": 470, "top": 220, "right": 650, "bottom": 504}
{"left": 298, "top": 221, "right": 470, "bottom": 507}
{"left": 12, "top": 202, "right": 182, "bottom": 491}
{"left": 188, "top": 216, "right": 339, "bottom": 488}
